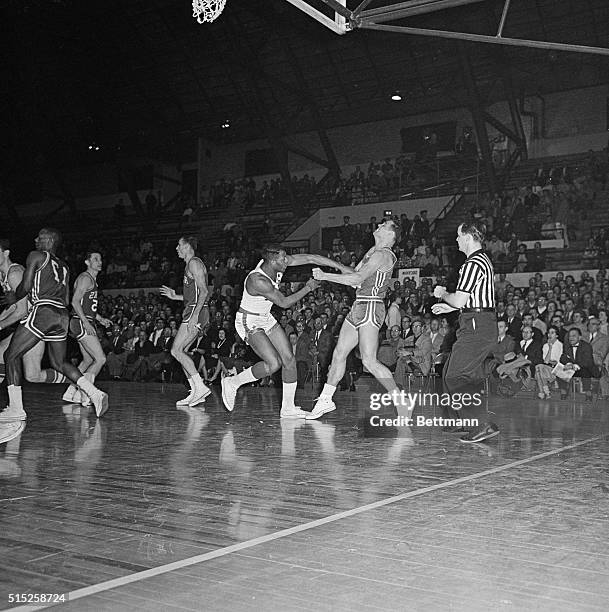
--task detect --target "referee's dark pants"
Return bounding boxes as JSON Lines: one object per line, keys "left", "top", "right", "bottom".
{"left": 443, "top": 312, "right": 496, "bottom": 427}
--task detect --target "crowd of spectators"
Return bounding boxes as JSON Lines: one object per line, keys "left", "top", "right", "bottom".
{"left": 325, "top": 211, "right": 446, "bottom": 278}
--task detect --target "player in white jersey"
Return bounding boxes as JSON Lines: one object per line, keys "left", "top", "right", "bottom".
{"left": 0, "top": 239, "right": 67, "bottom": 387}
{"left": 221, "top": 245, "right": 351, "bottom": 417}
{"left": 308, "top": 220, "right": 410, "bottom": 419}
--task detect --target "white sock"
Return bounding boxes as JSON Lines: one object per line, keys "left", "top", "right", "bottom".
{"left": 320, "top": 383, "right": 336, "bottom": 399}
{"left": 8, "top": 385, "right": 23, "bottom": 410}
{"left": 77, "top": 376, "right": 100, "bottom": 398}
{"left": 233, "top": 367, "right": 257, "bottom": 387}
{"left": 190, "top": 374, "right": 210, "bottom": 393}
{"left": 281, "top": 382, "right": 298, "bottom": 409}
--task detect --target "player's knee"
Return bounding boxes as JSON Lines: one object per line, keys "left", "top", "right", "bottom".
{"left": 170, "top": 346, "right": 181, "bottom": 360}
{"left": 361, "top": 355, "right": 378, "bottom": 372}
{"left": 266, "top": 356, "right": 282, "bottom": 374}
{"left": 96, "top": 353, "right": 107, "bottom": 367}
{"left": 281, "top": 353, "right": 296, "bottom": 370}
{"left": 24, "top": 371, "right": 43, "bottom": 383}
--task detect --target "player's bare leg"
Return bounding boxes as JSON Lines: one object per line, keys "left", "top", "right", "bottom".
{"left": 67, "top": 335, "right": 106, "bottom": 407}
{"left": 22, "top": 342, "right": 68, "bottom": 384}
{"left": 221, "top": 329, "right": 282, "bottom": 412}
{"left": 307, "top": 322, "right": 358, "bottom": 419}
{"left": 0, "top": 327, "right": 40, "bottom": 422}
{"left": 266, "top": 325, "right": 308, "bottom": 418}
{"left": 171, "top": 324, "right": 210, "bottom": 407}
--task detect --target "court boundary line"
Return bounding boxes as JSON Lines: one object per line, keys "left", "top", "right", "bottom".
{"left": 14, "top": 434, "right": 604, "bottom": 611}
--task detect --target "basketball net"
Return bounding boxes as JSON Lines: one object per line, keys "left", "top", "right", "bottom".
{"left": 192, "top": 0, "right": 226, "bottom": 23}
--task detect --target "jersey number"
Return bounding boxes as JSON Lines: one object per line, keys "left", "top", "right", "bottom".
{"left": 51, "top": 260, "right": 68, "bottom": 287}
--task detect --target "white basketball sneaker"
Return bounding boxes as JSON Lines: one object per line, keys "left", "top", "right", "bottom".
{"left": 306, "top": 397, "right": 336, "bottom": 420}
{"left": 279, "top": 406, "right": 308, "bottom": 419}
{"left": 221, "top": 376, "right": 239, "bottom": 412}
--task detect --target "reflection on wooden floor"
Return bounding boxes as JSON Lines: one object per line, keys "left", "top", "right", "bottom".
{"left": 0, "top": 378, "right": 608, "bottom": 611}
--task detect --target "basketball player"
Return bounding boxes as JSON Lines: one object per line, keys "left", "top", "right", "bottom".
{"left": 308, "top": 220, "right": 408, "bottom": 419}
{"left": 220, "top": 246, "right": 352, "bottom": 416}
{"left": 62, "top": 252, "right": 112, "bottom": 406}
{"left": 0, "top": 228, "right": 109, "bottom": 424}
{"left": 0, "top": 239, "right": 67, "bottom": 386}
{"left": 160, "top": 236, "right": 211, "bottom": 407}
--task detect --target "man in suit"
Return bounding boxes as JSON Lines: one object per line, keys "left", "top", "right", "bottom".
{"left": 106, "top": 323, "right": 128, "bottom": 379}
{"left": 378, "top": 325, "right": 407, "bottom": 370}
{"left": 124, "top": 330, "right": 155, "bottom": 381}
{"left": 485, "top": 320, "right": 516, "bottom": 378}
{"left": 585, "top": 317, "right": 609, "bottom": 369}
{"left": 148, "top": 326, "right": 175, "bottom": 381}
{"left": 521, "top": 313, "right": 543, "bottom": 344}
{"left": 504, "top": 304, "right": 522, "bottom": 342}
{"left": 293, "top": 320, "right": 311, "bottom": 389}
{"left": 496, "top": 325, "right": 542, "bottom": 382}
{"left": 148, "top": 319, "right": 165, "bottom": 347}
{"left": 310, "top": 316, "right": 333, "bottom": 386}
{"left": 428, "top": 317, "right": 444, "bottom": 359}
{"left": 395, "top": 320, "right": 432, "bottom": 384}
{"left": 558, "top": 328, "right": 597, "bottom": 401}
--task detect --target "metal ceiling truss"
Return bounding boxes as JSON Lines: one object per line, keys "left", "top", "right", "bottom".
{"left": 300, "top": 0, "right": 609, "bottom": 56}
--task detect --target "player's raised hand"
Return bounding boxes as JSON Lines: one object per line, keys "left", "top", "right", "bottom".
{"left": 306, "top": 278, "right": 320, "bottom": 291}
{"left": 312, "top": 267, "right": 323, "bottom": 281}
{"left": 160, "top": 285, "right": 176, "bottom": 300}
{"left": 433, "top": 285, "right": 447, "bottom": 299}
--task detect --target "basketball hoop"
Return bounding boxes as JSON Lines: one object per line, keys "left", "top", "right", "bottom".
{"left": 192, "top": 0, "right": 226, "bottom": 24}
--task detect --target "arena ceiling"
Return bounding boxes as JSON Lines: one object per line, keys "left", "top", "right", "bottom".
{"left": 2, "top": 0, "right": 609, "bottom": 167}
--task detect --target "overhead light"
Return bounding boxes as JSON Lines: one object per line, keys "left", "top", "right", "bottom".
{"left": 88, "top": 143, "right": 100, "bottom": 151}
{"left": 391, "top": 91, "right": 402, "bottom": 101}
{"left": 221, "top": 120, "right": 230, "bottom": 129}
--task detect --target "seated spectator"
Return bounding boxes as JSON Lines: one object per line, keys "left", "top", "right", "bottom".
{"left": 534, "top": 326, "right": 563, "bottom": 399}
{"left": 378, "top": 325, "right": 407, "bottom": 370}
{"left": 485, "top": 320, "right": 516, "bottom": 378}
{"left": 557, "top": 328, "right": 598, "bottom": 401}
{"left": 496, "top": 325, "right": 542, "bottom": 383}
{"left": 395, "top": 320, "right": 432, "bottom": 384}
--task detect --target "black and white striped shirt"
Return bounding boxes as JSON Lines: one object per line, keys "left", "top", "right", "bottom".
{"left": 456, "top": 249, "right": 495, "bottom": 309}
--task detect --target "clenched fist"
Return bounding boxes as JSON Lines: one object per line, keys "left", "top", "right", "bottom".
{"left": 312, "top": 267, "right": 324, "bottom": 281}
{"left": 433, "top": 285, "right": 447, "bottom": 299}
{"left": 306, "top": 278, "right": 320, "bottom": 291}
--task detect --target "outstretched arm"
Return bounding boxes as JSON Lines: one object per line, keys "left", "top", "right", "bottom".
{"left": 15, "top": 251, "right": 45, "bottom": 300}
{"left": 286, "top": 253, "right": 352, "bottom": 274}
{"left": 312, "top": 250, "right": 389, "bottom": 288}
{"left": 248, "top": 275, "right": 319, "bottom": 309}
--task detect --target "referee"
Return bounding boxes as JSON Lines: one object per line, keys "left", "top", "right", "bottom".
{"left": 432, "top": 221, "right": 499, "bottom": 443}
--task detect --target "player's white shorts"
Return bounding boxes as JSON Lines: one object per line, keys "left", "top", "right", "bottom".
{"left": 235, "top": 311, "right": 278, "bottom": 344}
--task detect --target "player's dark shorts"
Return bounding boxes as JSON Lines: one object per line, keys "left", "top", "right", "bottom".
{"left": 24, "top": 302, "right": 69, "bottom": 342}
{"left": 182, "top": 304, "right": 209, "bottom": 330}
{"left": 346, "top": 299, "right": 386, "bottom": 329}
{"left": 69, "top": 316, "right": 95, "bottom": 341}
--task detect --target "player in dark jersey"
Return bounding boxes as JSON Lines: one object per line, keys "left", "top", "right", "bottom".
{"left": 0, "top": 239, "right": 70, "bottom": 388}
{"left": 1, "top": 228, "right": 108, "bottom": 427}
{"left": 160, "top": 236, "right": 211, "bottom": 407}
{"left": 308, "top": 220, "right": 410, "bottom": 419}
{"left": 63, "top": 251, "right": 112, "bottom": 406}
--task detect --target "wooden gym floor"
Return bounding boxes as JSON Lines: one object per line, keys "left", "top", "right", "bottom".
{"left": 0, "top": 378, "right": 608, "bottom": 611}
